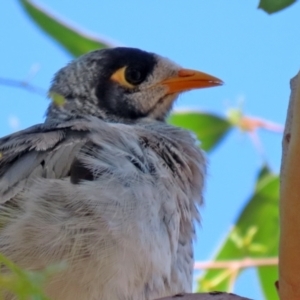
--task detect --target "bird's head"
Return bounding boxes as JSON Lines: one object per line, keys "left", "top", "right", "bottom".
{"left": 47, "top": 47, "right": 222, "bottom": 123}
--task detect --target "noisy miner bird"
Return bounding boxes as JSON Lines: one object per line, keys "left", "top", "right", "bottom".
{"left": 0, "top": 47, "right": 222, "bottom": 300}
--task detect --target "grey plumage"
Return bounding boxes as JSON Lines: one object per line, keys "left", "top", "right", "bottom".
{"left": 0, "top": 47, "right": 221, "bottom": 300}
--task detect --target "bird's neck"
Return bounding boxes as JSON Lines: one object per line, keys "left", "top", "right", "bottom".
{"left": 45, "top": 96, "right": 108, "bottom": 123}
{"left": 45, "top": 96, "right": 168, "bottom": 124}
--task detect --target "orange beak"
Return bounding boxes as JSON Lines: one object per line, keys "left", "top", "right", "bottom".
{"left": 161, "top": 68, "right": 223, "bottom": 95}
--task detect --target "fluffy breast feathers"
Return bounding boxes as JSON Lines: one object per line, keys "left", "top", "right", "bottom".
{"left": 0, "top": 117, "right": 205, "bottom": 300}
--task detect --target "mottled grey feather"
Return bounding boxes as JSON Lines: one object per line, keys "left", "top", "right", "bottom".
{"left": 0, "top": 120, "right": 90, "bottom": 203}
{"left": 0, "top": 47, "right": 208, "bottom": 300}
{"left": 0, "top": 117, "right": 205, "bottom": 300}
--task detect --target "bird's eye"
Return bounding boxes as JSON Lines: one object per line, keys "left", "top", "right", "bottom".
{"left": 125, "top": 67, "right": 143, "bottom": 85}
{"left": 110, "top": 66, "right": 145, "bottom": 89}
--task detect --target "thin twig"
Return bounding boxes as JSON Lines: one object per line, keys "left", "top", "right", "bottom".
{"left": 0, "top": 77, "right": 47, "bottom": 97}
{"left": 194, "top": 257, "right": 278, "bottom": 270}
{"left": 248, "top": 130, "right": 266, "bottom": 158}
{"left": 240, "top": 116, "right": 284, "bottom": 133}
{"left": 228, "top": 268, "right": 239, "bottom": 292}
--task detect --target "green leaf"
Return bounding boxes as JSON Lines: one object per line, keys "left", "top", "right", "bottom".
{"left": 258, "top": 0, "right": 296, "bottom": 14}
{"left": 197, "top": 166, "right": 279, "bottom": 300}
{"left": 258, "top": 266, "right": 278, "bottom": 300}
{"left": 19, "top": 0, "right": 114, "bottom": 57}
{"left": 0, "top": 252, "right": 66, "bottom": 299}
{"left": 168, "top": 111, "right": 232, "bottom": 152}
{"left": 49, "top": 92, "right": 66, "bottom": 106}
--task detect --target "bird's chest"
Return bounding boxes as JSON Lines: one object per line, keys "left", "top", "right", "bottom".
{"left": 0, "top": 124, "right": 202, "bottom": 300}
{"left": 44, "top": 187, "right": 193, "bottom": 300}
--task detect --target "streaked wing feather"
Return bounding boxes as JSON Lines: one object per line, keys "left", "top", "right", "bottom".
{"left": 0, "top": 120, "right": 90, "bottom": 204}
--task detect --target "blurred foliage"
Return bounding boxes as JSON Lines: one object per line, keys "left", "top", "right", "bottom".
{"left": 19, "top": 0, "right": 112, "bottom": 57}
{"left": 0, "top": 253, "right": 65, "bottom": 299}
{"left": 49, "top": 92, "right": 66, "bottom": 107}
{"left": 258, "top": 0, "right": 297, "bottom": 14}
{"left": 19, "top": 0, "right": 297, "bottom": 61}
{"left": 0, "top": 0, "right": 288, "bottom": 299}
{"left": 197, "top": 166, "right": 279, "bottom": 299}
{"left": 169, "top": 112, "right": 232, "bottom": 152}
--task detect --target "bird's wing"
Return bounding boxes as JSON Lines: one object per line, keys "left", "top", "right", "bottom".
{"left": 0, "top": 118, "right": 92, "bottom": 204}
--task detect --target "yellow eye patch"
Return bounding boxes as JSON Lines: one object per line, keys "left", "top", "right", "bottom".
{"left": 110, "top": 66, "right": 135, "bottom": 89}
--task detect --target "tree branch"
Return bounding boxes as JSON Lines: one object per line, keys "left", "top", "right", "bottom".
{"left": 279, "top": 71, "right": 300, "bottom": 299}
{"left": 194, "top": 257, "right": 278, "bottom": 270}
{"left": 0, "top": 77, "right": 47, "bottom": 97}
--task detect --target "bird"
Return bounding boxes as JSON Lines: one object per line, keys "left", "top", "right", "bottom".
{"left": 0, "top": 47, "right": 222, "bottom": 300}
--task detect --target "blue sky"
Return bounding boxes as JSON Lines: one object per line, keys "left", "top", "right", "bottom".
{"left": 1, "top": 1, "right": 300, "bottom": 299}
